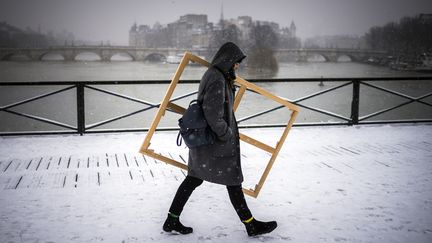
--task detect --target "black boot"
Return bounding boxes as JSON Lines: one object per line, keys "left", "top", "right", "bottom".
{"left": 162, "top": 214, "right": 193, "bottom": 234}
{"left": 243, "top": 218, "right": 277, "bottom": 236}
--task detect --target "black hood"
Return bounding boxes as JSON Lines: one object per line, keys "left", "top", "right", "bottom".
{"left": 211, "top": 42, "right": 246, "bottom": 80}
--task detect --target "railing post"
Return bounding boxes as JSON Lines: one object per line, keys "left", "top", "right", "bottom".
{"left": 76, "top": 83, "right": 85, "bottom": 135}
{"left": 350, "top": 80, "right": 360, "bottom": 125}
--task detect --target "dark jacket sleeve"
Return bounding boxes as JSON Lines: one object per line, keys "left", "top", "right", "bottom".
{"left": 202, "top": 79, "right": 233, "bottom": 141}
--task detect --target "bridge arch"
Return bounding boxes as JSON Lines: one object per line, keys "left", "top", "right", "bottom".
{"left": 40, "top": 52, "right": 66, "bottom": 61}
{"left": 110, "top": 51, "right": 135, "bottom": 61}
{"left": 0, "top": 52, "right": 14, "bottom": 61}
{"left": 336, "top": 54, "right": 357, "bottom": 62}
{"left": 75, "top": 51, "right": 102, "bottom": 61}
{"left": 306, "top": 53, "right": 330, "bottom": 62}
{"left": 144, "top": 53, "right": 167, "bottom": 62}
{"left": 1, "top": 53, "right": 31, "bottom": 61}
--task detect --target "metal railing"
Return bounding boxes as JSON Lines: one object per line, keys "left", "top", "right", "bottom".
{"left": 1, "top": 77, "right": 431, "bottom": 136}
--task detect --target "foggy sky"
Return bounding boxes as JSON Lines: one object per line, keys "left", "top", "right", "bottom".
{"left": 1, "top": 0, "right": 431, "bottom": 45}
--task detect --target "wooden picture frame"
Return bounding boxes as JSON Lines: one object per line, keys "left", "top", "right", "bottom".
{"left": 139, "top": 52, "right": 300, "bottom": 198}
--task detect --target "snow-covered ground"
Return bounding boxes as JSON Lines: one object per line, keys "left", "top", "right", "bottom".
{"left": 0, "top": 124, "right": 431, "bottom": 243}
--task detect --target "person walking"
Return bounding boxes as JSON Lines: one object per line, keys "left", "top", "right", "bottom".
{"left": 163, "top": 42, "right": 277, "bottom": 237}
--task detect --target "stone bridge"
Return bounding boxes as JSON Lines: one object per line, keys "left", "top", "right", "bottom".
{"left": 275, "top": 48, "right": 388, "bottom": 62}
{"left": 0, "top": 46, "right": 209, "bottom": 62}
{"left": 0, "top": 46, "right": 388, "bottom": 63}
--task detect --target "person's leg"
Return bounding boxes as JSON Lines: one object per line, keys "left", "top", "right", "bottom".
{"left": 226, "top": 185, "right": 277, "bottom": 236}
{"left": 163, "top": 175, "right": 203, "bottom": 234}
{"left": 226, "top": 185, "right": 253, "bottom": 221}
{"left": 169, "top": 175, "right": 203, "bottom": 216}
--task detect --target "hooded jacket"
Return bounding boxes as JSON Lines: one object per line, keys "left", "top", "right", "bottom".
{"left": 187, "top": 42, "right": 246, "bottom": 186}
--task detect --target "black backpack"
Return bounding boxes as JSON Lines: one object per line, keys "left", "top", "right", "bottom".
{"left": 177, "top": 100, "right": 216, "bottom": 148}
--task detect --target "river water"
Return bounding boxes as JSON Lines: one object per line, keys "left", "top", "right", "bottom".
{"left": 0, "top": 60, "right": 431, "bottom": 133}
{"left": 0, "top": 60, "right": 430, "bottom": 81}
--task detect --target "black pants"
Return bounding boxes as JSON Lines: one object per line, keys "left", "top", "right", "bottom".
{"left": 169, "top": 175, "right": 253, "bottom": 221}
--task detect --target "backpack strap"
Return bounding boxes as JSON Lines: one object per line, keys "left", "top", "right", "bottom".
{"left": 189, "top": 99, "right": 199, "bottom": 105}
{"left": 176, "top": 131, "right": 183, "bottom": 146}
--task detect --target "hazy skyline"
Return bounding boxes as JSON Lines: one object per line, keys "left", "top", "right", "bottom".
{"left": 1, "top": 0, "right": 431, "bottom": 45}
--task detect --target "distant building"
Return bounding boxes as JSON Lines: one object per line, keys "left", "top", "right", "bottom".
{"left": 224, "top": 16, "right": 253, "bottom": 41}
{"left": 169, "top": 14, "right": 212, "bottom": 48}
{"left": 130, "top": 14, "right": 212, "bottom": 48}
{"left": 222, "top": 16, "right": 299, "bottom": 48}
{"left": 129, "top": 23, "right": 167, "bottom": 47}
{"left": 129, "top": 14, "right": 299, "bottom": 49}
{"left": 278, "top": 21, "right": 300, "bottom": 48}
{"left": 179, "top": 14, "right": 207, "bottom": 29}
{"left": 255, "top": 20, "right": 280, "bottom": 32}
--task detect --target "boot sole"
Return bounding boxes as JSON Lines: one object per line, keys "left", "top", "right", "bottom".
{"left": 163, "top": 228, "right": 193, "bottom": 235}
{"left": 249, "top": 223, "right": 278, "bottom": 237}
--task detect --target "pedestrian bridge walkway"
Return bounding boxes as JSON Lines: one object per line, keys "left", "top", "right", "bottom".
{"left": 0, "top": 124, "right": 431, "bottom": 242}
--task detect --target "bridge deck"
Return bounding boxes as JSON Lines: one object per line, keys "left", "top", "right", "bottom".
{"left": 0, "top": 47, "right": 387, "bottom": 62}
{"left": 0, "top": 124, "right": 431, "bottom": 242}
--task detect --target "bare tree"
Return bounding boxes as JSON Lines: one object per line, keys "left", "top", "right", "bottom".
{"left": 365, "top": 15, "right": 432, "bottom": 58}
{"left": 246, "top": 23, "right": 279, "bottom": 72}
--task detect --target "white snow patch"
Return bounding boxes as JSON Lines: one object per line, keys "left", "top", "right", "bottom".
{"left": 0, "top": 124, "right": 431, "bottom": 242}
